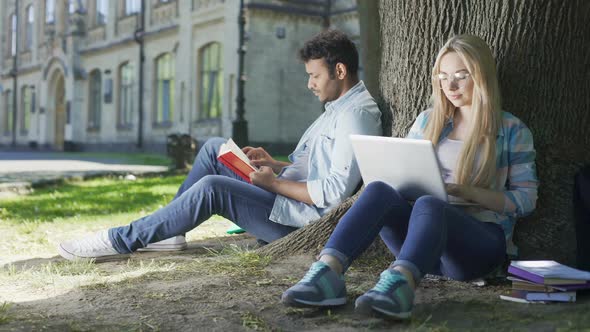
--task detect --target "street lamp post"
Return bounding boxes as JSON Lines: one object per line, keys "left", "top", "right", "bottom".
{"left": 11, "top": 0, "right": 20, "bottom": 148}
{"left": 232, "top": 0, "right": 248, "bottom": 146}
{"left": 134, "top": 0, "right": 146, "bottom": 149}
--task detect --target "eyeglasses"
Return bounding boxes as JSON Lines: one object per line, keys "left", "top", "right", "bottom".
{"left": 436, "top": 71, "right": 471, "bottom": 90}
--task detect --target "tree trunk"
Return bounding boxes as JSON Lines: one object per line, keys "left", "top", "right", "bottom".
{"left": 260, "top": 0, "right": 590, "bottom": 264}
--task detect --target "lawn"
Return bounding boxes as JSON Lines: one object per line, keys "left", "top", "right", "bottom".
{"left": 42, "top": 152, "right": 174, "bottom": 167}
{"left": 1, "top": 175, "right": 590, "bottom": 331}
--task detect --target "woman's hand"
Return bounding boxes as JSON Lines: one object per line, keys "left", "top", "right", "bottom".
{"left": 249, "top": 166, "right": 276, "bottom": 190}
{"left": 445, "top": 183, "right": 470, "bottom": 198}
{"left": 445, "top": 183, "right": 506, "bottom": 213}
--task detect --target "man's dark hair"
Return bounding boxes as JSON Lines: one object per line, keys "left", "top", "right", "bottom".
{"left": 299, "top": 29, "right": 359, "bottom": 79}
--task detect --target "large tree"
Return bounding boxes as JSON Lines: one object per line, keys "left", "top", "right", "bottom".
{"left": 260, "top": 0, "right": 590, "bottom": 265}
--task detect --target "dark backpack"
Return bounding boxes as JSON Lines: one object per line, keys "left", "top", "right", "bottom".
{"left": 574, "top": 165, "right": 590, "bottom": 271}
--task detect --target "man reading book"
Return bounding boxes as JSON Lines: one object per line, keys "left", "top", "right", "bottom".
{"left": 57, "top": 29, "right": 383, "bottom": 261}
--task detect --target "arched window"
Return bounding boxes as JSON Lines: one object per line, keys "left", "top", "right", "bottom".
{"left": 10, "top": 14, "right": 17, "bottom": 56}
{"left": 155, "top": 53, "right": 175, "bottom": 124}
{"left": 198, "top": 42, "right": 223, "bottom": 120}
{"left": 3, "top": 90, "right": 13, "bottom": 135}
{"left": 118, "top": 62, "right": 134, "bottom": 127}
{"left": 25, "top": 6, "right": 34, "bottom": 51}
{"left": 46, "top": 0, "right": 55, "bottom": 24}
{"left": 21, "top": 86, "right": 32, "bottom": 134}
{"left": 88, "top": 70, "right": 102, "bottom": 130}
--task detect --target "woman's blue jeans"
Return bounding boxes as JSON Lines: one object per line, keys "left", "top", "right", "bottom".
{"left": 109, "top": 137, "right": 297, "bottom": 253}
{"left": 321, "top": 181, "right": 506, "bottom": 282}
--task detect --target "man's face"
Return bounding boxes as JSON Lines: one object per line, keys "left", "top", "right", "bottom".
{"left": 305, "top": 59, "right": 342, "bottom": 103}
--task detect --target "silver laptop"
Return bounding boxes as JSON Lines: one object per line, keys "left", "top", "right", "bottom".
{"left": 350, "top": 134, "right": 475, "bottom": 205}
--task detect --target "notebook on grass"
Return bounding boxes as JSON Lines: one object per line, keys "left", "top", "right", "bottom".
{"left": 349, "top": 135, "right": 477, "bottom": 206}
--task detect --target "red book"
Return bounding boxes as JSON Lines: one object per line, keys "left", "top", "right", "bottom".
{"left": 217, "top": 138, "right": 257, "bottom": 183}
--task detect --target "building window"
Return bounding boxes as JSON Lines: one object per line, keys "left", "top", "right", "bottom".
{"left": 3, "top": 90, "right": 13, "bottom": 135}
{"left": 88, "top": 70, "right": 102, "bottom": 130}
{"left": 155, "top": 53, "right": 175, "bottom": 125}
{"left": 25, "top": 6, "right": 34, "bottom": 51}
{"left": 46, "top": 0, "right": 55, "bottom": 24}
{"left": 125, "top": 0, "right": 141, "bottom": 15}
{"left": 21, "top": 86, "right": 32, "bottom": 134}
{"left": 199, "top": 42, "right": 223, "bottom": 120}
{"left": 10, "top": 14, "right": 17, "bottom": 56}
{"left": 69, "top": 0, "right": 76, "bottom": 14}
{"left": 96, "top": 0, "right": 108, "bottom": 25}
{"left": 118, "top": 62, "right": 134, "bottom": 127}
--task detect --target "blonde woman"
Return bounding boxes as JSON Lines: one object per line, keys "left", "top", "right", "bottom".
{"left": 281, "top": 34, "right": 538, "bottom": 319}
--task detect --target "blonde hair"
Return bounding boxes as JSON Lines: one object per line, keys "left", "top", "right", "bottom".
{"left": 424, "top": 34, "right": 501, "bottom": 188}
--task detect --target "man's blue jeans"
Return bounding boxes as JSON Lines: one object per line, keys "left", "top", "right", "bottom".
{"left": 109, "top": 137, "right": 297, "bottom": 254}
{"left": 320, "top": 181, "right": 506, "bottom": 282}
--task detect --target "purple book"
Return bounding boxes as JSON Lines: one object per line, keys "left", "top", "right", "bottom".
{"left": 508, "top": 260, "right": 590, "bottom": 289}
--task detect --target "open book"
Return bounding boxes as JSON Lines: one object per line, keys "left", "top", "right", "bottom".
{"left": 217, "top": 138, "right": 258, "bottom": 183}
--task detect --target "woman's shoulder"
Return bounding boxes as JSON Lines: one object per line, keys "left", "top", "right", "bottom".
{"left": 415, "top": 108, "right": 433, "bottom": 123}
{"left": 500, "top": 111, "right": 530, "bottom": 130}
{"left": 499, "top": 111, "right": 534, "bottom": 141}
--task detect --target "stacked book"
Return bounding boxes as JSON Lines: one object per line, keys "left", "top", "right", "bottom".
{"left": 501, "top": 260, "right": 590, "bottom": 303}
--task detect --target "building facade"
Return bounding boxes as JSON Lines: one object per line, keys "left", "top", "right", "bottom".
{"left": 0, "top": 0, "right": 359, "bottom": 153}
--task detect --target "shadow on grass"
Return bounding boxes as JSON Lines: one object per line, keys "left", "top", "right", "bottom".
{"left": 0, "top": 175, "right": 185, "bottom": 224}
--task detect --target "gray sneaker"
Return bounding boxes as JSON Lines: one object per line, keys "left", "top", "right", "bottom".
{"left": 137, "top": 235, "right": 188, "bottom": 251}
{"left": 58, "top": 230, "right": 124, "bottom": 262}
{"left": 355, "top": 269, "right": 414, "bottom": 319}
{"left": 281, "top": 261, "right": 347, "bottom": 307}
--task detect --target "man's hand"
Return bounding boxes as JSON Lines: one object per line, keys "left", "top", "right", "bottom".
{"left": 243, "top": 146, "right": 275, "bottom": 167}
{"left": 242, "top": 146, "right": 290, "bottom": 174}
{"left": 250, "top": 166, "right": 276, "bottom": 191}
{"left": 250, "top": 167, "right": 315, "bottom": 205}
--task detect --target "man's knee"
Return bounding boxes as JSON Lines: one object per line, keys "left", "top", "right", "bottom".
{"left": 192, "top": 175, "right": 228, "bottom": 193}
{"left": 194, "top": 137, "right": 226, "bottom": 162}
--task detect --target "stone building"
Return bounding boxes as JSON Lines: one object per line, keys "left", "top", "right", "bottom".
{"left": 0, "top": 0, "right": 359, "bottom": 153}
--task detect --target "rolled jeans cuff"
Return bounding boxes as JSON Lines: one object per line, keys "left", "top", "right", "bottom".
{"left": 319, "top": 247, "right": 351, "bottom": 272}
{"left": 391, "top": 259, "right": 423, "bottom": 283}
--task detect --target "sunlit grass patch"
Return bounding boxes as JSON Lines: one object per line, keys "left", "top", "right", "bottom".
{"left": 0, "top": 302, "right": 12, "bottom": 325}
{"left": 241, "top": 311, "right": 273, "bottom": 331}
{"left": 41, "top": 260, "right": 104, "bottom": 277}
{"left": 198, "top": 243, "right": 272, "bottom": 277}
{"left": 0, "top": 175, "right": 186, "bottom": 224}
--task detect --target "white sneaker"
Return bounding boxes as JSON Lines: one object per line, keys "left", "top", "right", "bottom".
{"left": 137, "top": 235, "right": 188, "bottom": 252}
{"left": 58, "top": 230, "right": 123, "bottom": 262}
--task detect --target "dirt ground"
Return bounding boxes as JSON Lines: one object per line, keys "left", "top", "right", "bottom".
{"left": 2, "top": 232, "right": 590, "bottom": 331}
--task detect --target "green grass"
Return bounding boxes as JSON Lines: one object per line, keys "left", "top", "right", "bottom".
{"left": 0, "top": 302, "right": 12, "bottom": 325}
{"left": 0, "top": 175, "right": 188, "bottom": 258}
{"left": 241, "top": 311, "right": 275, "bottom": 331}
{"left": 50, "top": 152, "right": 173, "bottom": 167}
{"left": 0, "top": 175, "right": 185, "bottom": 224}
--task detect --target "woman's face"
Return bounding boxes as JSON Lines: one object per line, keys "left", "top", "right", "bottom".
{"left": 438, "top": 52, "right": 474, "bottom": 110}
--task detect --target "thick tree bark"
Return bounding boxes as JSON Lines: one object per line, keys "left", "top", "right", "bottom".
{"left": 260, "top": 0, "right": 590, "bottom": 264}
{"left": 257, "top": 190, "right": 358, "bottom": 258}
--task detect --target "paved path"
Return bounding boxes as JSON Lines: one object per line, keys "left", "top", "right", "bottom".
{"left": 0, "top": 152, "right": 169, "bottom": 195}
